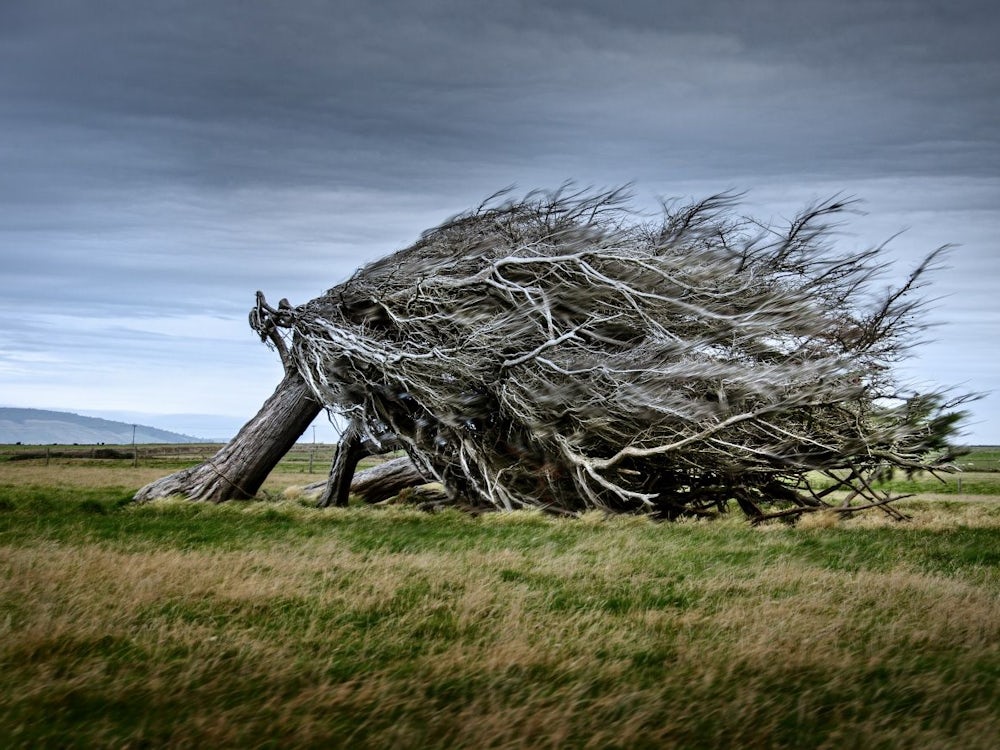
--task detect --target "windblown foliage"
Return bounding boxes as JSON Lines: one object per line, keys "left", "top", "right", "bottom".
{"left": 259, "top": 188, "right": 967, "bottom": 520}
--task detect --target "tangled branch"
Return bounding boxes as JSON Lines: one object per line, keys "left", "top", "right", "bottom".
{"left": 271, "top": 187, "right": 970, "bottom": 520}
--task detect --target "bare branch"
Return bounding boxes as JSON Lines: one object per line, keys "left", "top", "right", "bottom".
{"left": 267, "top": 187, "right": 968, "bottom": 519}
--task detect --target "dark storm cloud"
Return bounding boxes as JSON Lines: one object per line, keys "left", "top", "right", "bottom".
{"left": 4, "top": 0, "right": 997, "bottom": 193}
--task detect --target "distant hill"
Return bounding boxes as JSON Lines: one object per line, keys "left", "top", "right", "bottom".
{"left": 0, "top": 408, "right": 205, "bottom": 445}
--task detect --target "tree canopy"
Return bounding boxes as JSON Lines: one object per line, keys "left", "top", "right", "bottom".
{"left": 251, "top": 187, "right": 969, "bottom": 520}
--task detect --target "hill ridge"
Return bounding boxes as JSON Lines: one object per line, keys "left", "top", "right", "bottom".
{"left": 0, "top": 407, "right": 205, "bottom": 444}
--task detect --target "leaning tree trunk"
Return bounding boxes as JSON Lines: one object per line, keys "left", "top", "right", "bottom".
{"left": 316, "top": 419, "right": 408, "bottom": 507}
{"left": 133, "top": 368, "right": 322, "bottom": 503}
{"left": 317, "top": 417, "right": 367, "bottom": 507}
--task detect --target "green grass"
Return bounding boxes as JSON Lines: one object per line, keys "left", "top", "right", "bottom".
{"left": 960, "top": 446, "right": 1000, "bottom": 472}
{"left": 802, "top": 444, "right": 1000, "bottom": 496}
{"left": 809, "top": 470, "right": 1000, "bottom": 497}
{"left": 1, "top": 460, "right": 999, "bottom": 747}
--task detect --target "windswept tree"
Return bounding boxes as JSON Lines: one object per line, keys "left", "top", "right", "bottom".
{"left": 135, "top": 188, "right": 969, "bottom": 521}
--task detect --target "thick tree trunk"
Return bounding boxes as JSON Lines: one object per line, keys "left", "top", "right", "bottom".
{"left": 133, "top": 370, "right": 322, "bottom": 503}
{"left": 300, "top": 455, "right": 426, "bottom": 504}
{"left": 350, "top": 456, "right": 427, "bottom": 503}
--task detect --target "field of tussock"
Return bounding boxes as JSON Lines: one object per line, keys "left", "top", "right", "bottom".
{"left": 1, "top": 457, "right": 998, "bottom": 748}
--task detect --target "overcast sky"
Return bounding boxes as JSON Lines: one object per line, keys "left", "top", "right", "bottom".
{"left": 2, "top": 0, "right": 998, "bottom": 443}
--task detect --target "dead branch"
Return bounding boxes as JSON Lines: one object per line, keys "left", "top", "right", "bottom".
{"left": 244, "top": 188, "right": 972, "bottom": 519}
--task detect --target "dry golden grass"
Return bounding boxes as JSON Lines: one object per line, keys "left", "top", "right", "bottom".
{"left": 0, "top": 461, "right": 170, "bottom": 488}
{"left": 0, "top": 460, "right": 340, "bottom": 501}
{"left": 846, "top": 498, "right": 1000, "bottom": 529}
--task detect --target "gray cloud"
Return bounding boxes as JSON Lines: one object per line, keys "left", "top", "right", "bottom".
{"left": 6, "top": 0, "right": 997, "bottom": 190}
{"left": 2, "top": 0, "right": 998, "bottom": 440}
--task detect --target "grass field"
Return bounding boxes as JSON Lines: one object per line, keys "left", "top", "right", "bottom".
{"left": 1, "top": 447, "right": 998, "bottom": 747}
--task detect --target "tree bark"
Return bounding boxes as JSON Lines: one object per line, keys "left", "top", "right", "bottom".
{"left": 300, "top": 456, "right": 427, "bottom": 504}
{"left": 350, "top": 456, "right": 427, "bottom": 503}
{"left": 133, "top": 369, "right": 322, "bottom": 503}
{"left": 317, "top": 418, "right": 367, "bottom": 507}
